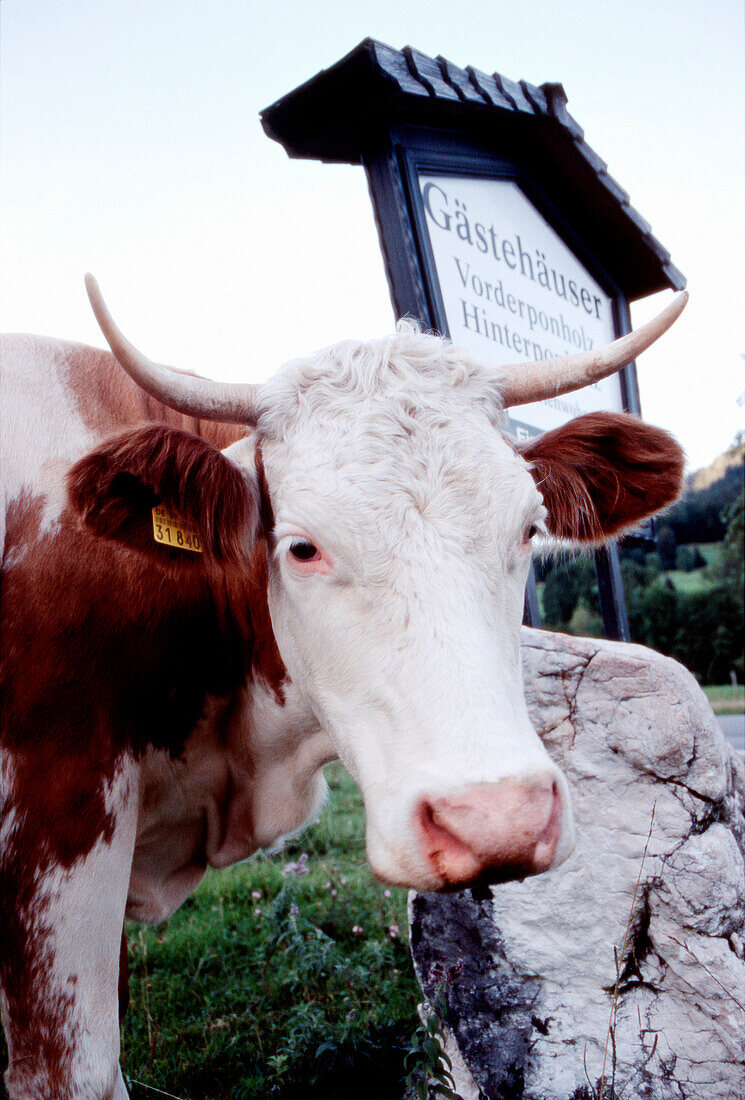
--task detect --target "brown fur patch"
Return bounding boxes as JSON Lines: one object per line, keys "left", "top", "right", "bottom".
{"left": 520, "top": 412, "right": 685, "bottom": 542}
{"left": 2, "top": 512, "right": 283, "bottom": 769}
{"left": 4, "top": 491, "right": 44, "bottom": 552}
{"left": 60, "top": 339, "right": 246, "bottom": 450}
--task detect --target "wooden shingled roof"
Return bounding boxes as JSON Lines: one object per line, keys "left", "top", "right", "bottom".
{"left": 261, "top": 39, "right": 684, "bottom": 300}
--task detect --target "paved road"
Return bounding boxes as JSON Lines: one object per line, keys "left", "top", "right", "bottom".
{"left": 718, "top": 713, "right": 745, "bottom": 757}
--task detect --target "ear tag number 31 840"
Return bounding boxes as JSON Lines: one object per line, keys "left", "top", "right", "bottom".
{"left": 152, "top": 505, "right": 203, "bottom": 553}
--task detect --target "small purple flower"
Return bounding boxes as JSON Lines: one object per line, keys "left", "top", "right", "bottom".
{"left": 289, "top": 902, "right": 299, "bottom": 917}
{"left": 282, "top": 853, "right": 309, "bottom": 876}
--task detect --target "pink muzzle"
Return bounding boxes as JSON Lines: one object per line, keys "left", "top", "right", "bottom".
{"left": 414, "top": 774, "right": 563, "bottom": 887}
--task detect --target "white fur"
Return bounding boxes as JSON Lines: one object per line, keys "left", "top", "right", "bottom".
{"left": 0, "top": 337, "right": 96, "bottom": 547}
{"left": 1, "top": 762, "right": 138, "bottom": 1100}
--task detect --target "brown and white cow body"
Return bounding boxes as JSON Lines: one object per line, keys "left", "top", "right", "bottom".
{"left": 0, "top": 298, "right": 685, "bottom": 1098}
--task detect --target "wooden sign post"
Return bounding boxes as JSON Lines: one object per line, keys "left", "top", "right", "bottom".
{"left": 262, "top": 39, "right": 685, "bottom": 640}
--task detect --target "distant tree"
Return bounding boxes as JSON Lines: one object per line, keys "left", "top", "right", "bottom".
{"left": 621, "top": 559, "right": 657, "bottom": 601}
{"left": 675, "top": 545, "right": 706, "bottom": 572}
{"left": 542, "top": 555, "right": 598, "bottom": 629}
{"left": 645, "top": 552, "right": 663, "bottom": 575}
{"left": 721, "top": 494, "right": 744, "bottom": 604}
{"left": 656, "top": 525, "right": 677, "bottom": 571}
{"left": 633, "top": 578, "right": 680, "bottom": 654}
{"left": 568, "top": 602, "right": 604, "bottom": 638}
{"left": 543, "top": 561, "right": 580, "bottom": 628}
{"left": 621, "top": 545, "right": 648, "bottom": 567}
{"left": 671, "top": 586, "right": 744, "bottom": 684}
{"left": 664, "top": 454, "right": 744, "bottom": 544}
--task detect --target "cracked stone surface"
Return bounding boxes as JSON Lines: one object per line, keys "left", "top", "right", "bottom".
{"left": 410, "top": 629, "right": 745, "bottom": 1100}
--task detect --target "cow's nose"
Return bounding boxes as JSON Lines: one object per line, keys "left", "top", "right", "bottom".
{"left": 414, "top": 776, "right": 562, "bottom": 887}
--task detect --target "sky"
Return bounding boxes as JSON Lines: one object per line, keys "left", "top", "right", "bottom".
{"left": 1, "top": 0, "right": 743, "bottom": 470}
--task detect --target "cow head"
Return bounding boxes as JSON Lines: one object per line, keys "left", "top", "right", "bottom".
{"left": 71, "top": 278, "right": 686, "bottom": 891}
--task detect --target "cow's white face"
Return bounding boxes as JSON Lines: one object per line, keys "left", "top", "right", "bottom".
{"left": 68, "top": 285, "right": 685, "bottom": 895}
{"left": 249, "top": 329, "right": 574, "bottom": 890}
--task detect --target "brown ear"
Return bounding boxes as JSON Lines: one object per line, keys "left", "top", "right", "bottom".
{"left": 68, "top": 426, "right": 259, "bottom": 563}
{"left": 520, "top": 412, "right": 685, "bottom": 543}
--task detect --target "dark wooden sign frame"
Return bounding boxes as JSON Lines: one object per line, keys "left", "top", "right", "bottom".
{"left": 261, "top": 39, "right": 685, "bottom": 641}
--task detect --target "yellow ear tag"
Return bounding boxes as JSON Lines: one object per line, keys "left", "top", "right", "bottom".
{"left": 152, "top": 505, "right": 203, "bottom": 553}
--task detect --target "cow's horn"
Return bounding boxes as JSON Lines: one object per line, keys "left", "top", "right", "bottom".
{"left": 499, "top": 291, "right": 688, "bottom": 407}
{"left": 85, "top": 275, "right": 261, "bottom": 424}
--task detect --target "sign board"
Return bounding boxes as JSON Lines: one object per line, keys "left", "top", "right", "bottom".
{"left": 261, "top": 39, "right": 685, "bottom": 640}
{"left": 417, "top": 175, "right": 623, "bottom": 442}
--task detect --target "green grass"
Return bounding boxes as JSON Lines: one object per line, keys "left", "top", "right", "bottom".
{"left": 668, "top": 543, "right": 725, "bottom": 595}
{"left": 698, "top": 544, "right": 724, "bottom": 567}
{"left": 666, "top": 568, "right": 716, "bottom": 594}
{"left": 703, "top": 684, "right": 745, "bottom": 714}
{"left": 122, "top": 764, "right": 421, "bottom": 1100}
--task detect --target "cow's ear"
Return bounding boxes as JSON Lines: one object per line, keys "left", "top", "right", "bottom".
{"left": 519, "top": 412, "right": 685, "bottom": 543}
{"left": 68, "top": 426, "right": 259, "bottom": 563}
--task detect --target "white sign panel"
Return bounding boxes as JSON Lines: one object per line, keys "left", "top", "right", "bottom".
{"left": 419, "top": 174, "right": 624, "bottom": 440}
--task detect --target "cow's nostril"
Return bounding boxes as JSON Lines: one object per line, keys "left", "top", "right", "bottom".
{"left": 418, "top": 799, "right": 469, "bottom": 852}
{"left": 415, "top": 798, "right": 484, "bottom": 884}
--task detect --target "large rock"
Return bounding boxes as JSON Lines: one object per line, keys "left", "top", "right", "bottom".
{"left": 410, "top": 629, "right": 745, "bottom": 1100}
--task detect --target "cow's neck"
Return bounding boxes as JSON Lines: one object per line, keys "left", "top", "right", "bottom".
{"left": 127, "top": 675, "right": 333, "bottom": 924}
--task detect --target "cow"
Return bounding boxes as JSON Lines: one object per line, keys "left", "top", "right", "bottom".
{"left": 0, "top": 276, "right": 686, "bottom": 1099}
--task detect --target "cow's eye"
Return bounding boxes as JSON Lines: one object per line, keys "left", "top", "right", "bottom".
{"left": 521, "top": 522, "right": 540, "bottom": 549}
{"left": 289, "top": 539, "right": 320, "bottom": 562}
